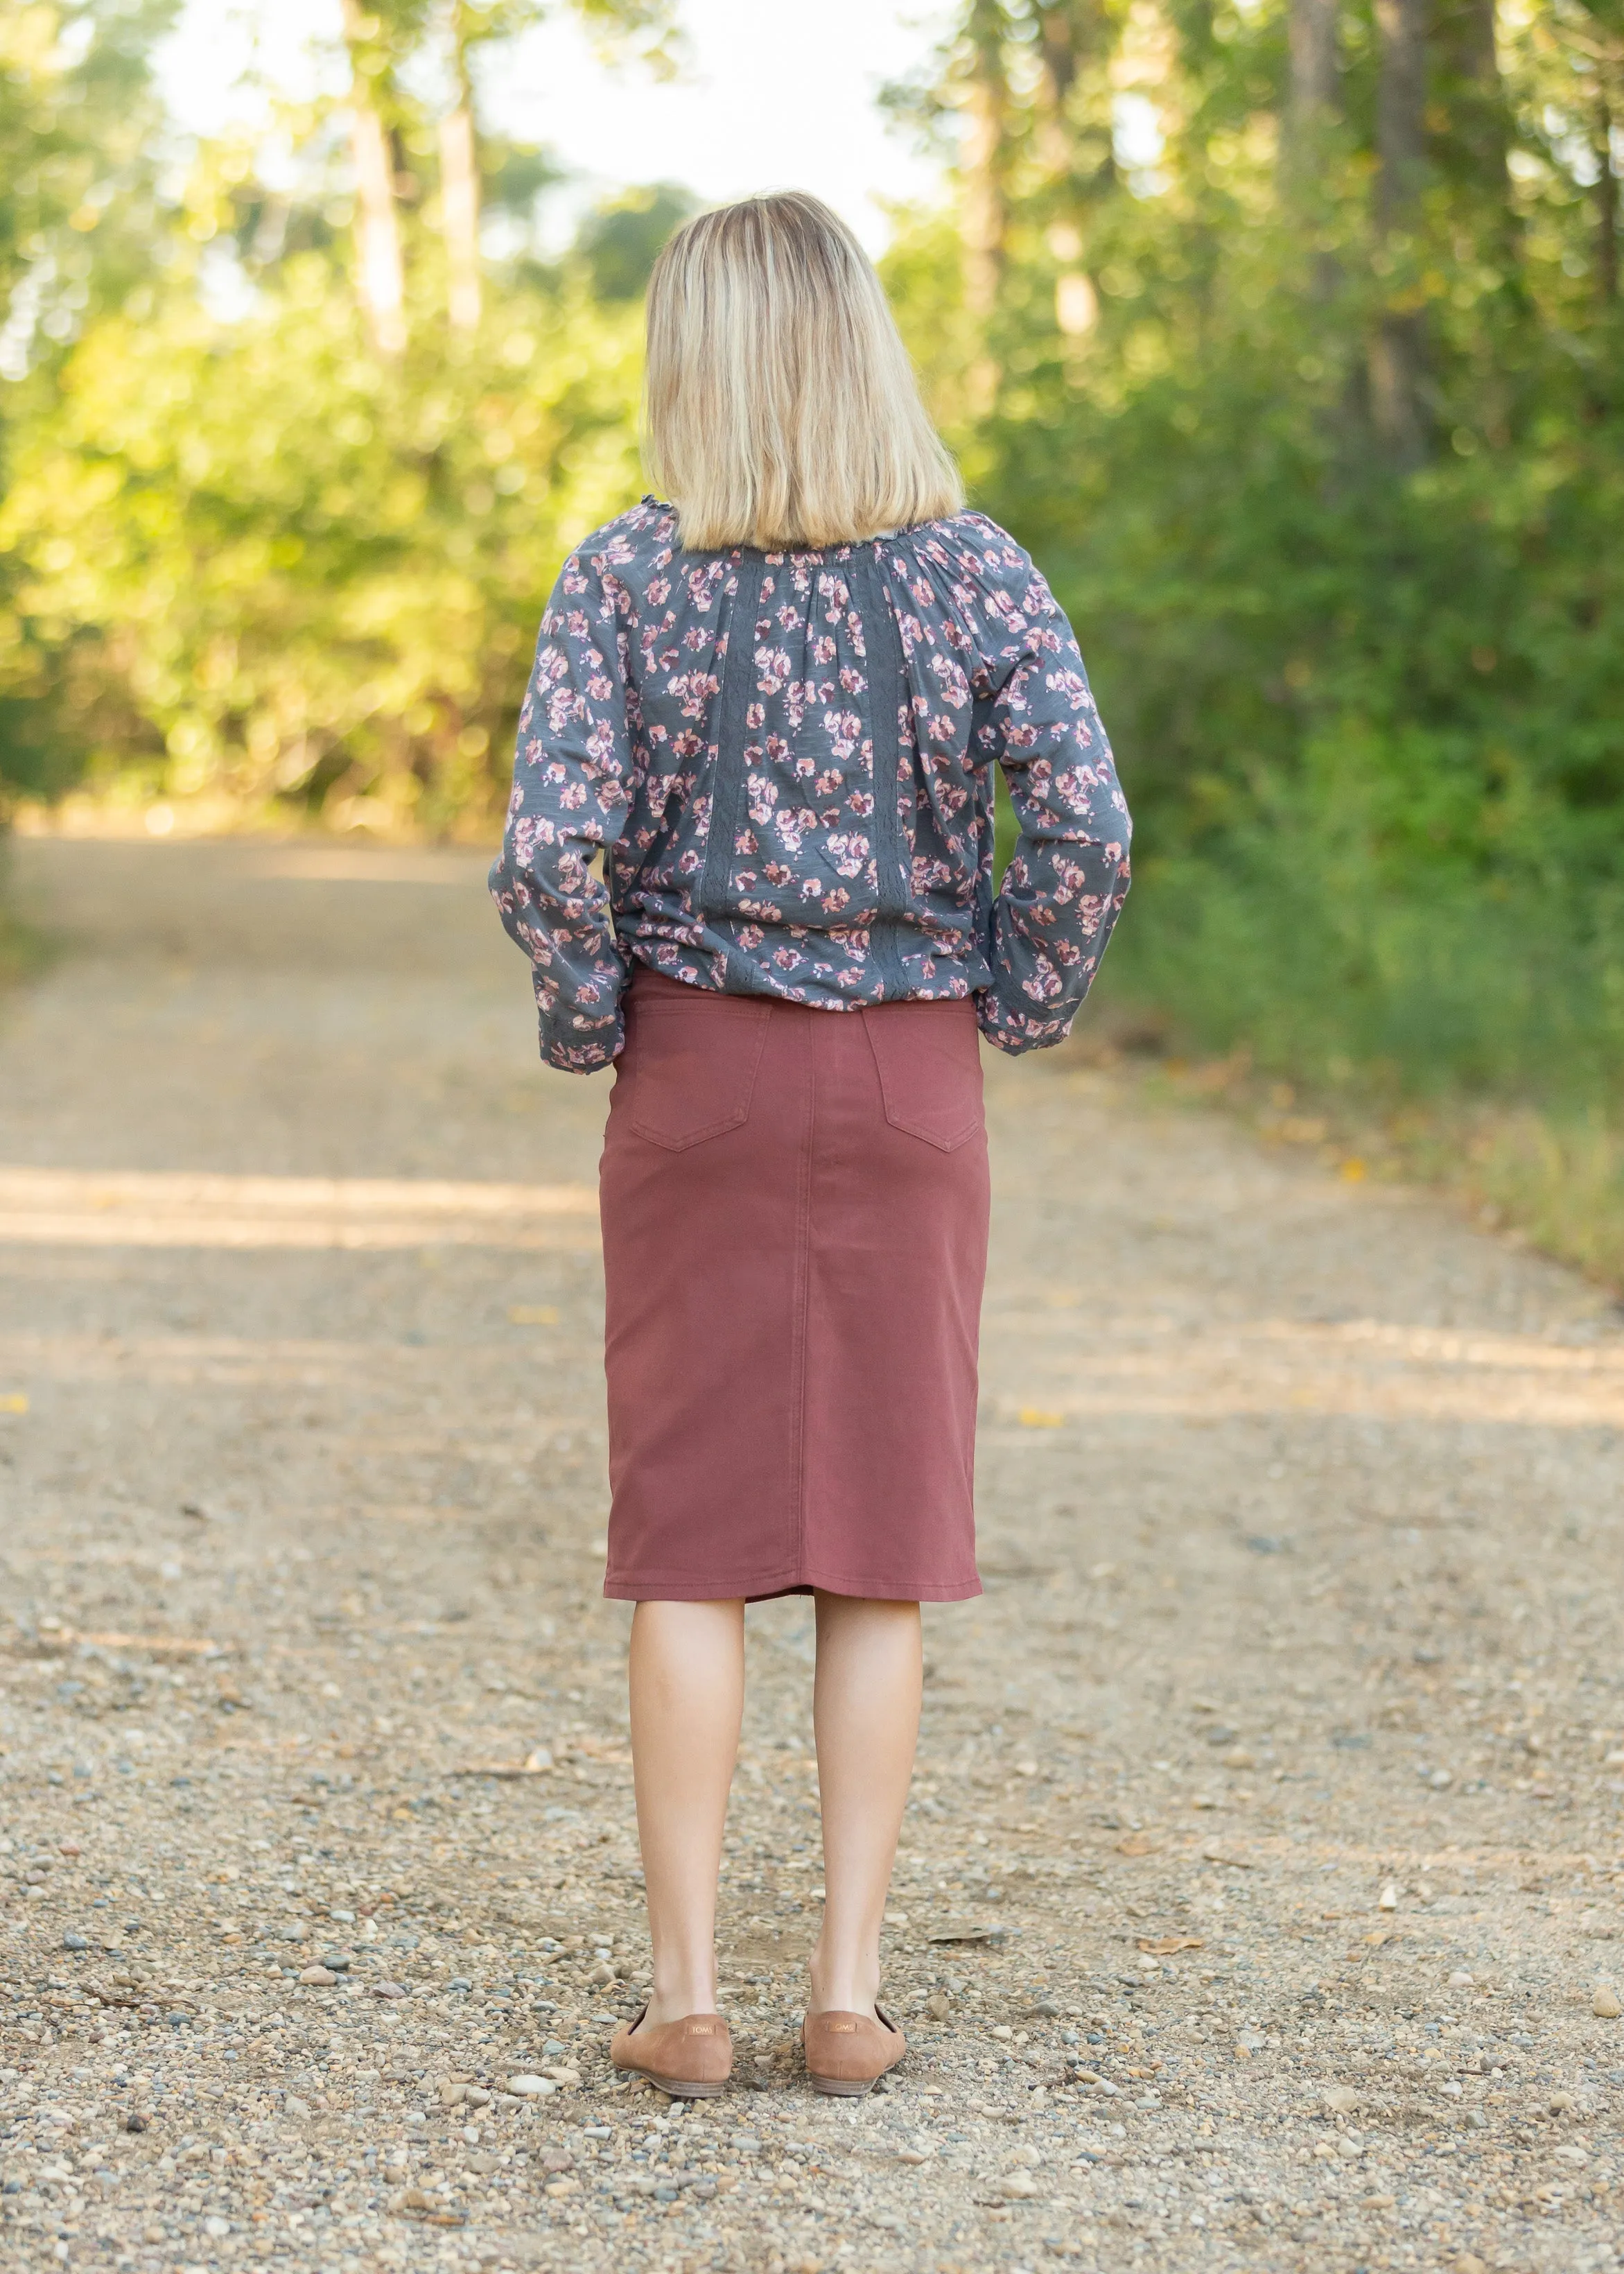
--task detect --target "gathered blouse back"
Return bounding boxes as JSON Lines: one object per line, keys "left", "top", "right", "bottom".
{"left": 490, "top": 496, "right": 1130, "bottom": 1072}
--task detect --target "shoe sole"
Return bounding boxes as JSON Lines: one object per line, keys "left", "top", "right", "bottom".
{"left": 807, "top": 2072, "right": 888, "bottom": 2097}
{"left": 617, "top": 2070, "right": 728, "bottom": 2098}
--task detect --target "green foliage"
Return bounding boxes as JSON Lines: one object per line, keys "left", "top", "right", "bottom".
{"left": 884, "top": 0, "right": 1624, "bottom": 1158}
{"left": 574, "top": 182, "right": 699, "bottom": 300}
{"left": 0, "top": 0, "right": 666, "bottom": 824}
{"left": 0, "top": 0, "right": 182, "bottom": 804}
{"left": 0, "top": 265, "right": 644, "bottom": 832}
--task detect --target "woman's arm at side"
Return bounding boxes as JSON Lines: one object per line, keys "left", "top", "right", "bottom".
{"left": 489, "top": 542, "right": 636, "bottom": 1072}
{"left": 975, "top": 543, "right": 1131, "bottom": 1054}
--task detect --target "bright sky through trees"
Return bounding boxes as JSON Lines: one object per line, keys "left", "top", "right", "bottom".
{"left": 154, "top": 0, "right": 955, "bottom": 251}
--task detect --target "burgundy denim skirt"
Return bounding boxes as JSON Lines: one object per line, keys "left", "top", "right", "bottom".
{"left": 599, "top": 967, "right": 989, "bottom": 1603}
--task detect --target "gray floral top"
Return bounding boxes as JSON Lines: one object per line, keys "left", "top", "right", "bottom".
{"left": 491, "top": 498, "right": 1130, "bottom": 1071}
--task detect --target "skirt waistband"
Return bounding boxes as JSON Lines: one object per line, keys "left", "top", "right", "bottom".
{"left": 627, "top": 964, "right": 970, "bottom": 1015}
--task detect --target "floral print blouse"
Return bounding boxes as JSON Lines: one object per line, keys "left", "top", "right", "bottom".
{"left": 491, "top": 498, "right": 1130, "bottom": 1071}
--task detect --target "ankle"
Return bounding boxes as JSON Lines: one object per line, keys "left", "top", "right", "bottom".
{"left": 645, "top": 1974, "right": 718, "bottom": 2024}
{"left": 807, "top": 1949, "right": 879, "bottom": 2018}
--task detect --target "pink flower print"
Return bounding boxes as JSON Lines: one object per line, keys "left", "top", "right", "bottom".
{"left": 823, "top": 710, "right": 862, "bottom": 761}
{"left": 825, "top": 833, "right": 872, "bottom": 880}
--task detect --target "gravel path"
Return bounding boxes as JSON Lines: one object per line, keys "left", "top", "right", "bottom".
{"left": 2, "top": 834, "right": 1622, "bottom": 2274}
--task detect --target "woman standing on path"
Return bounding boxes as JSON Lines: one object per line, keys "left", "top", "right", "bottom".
{"left": 491, "top": 192, "right": 1130, "bottom": 2097}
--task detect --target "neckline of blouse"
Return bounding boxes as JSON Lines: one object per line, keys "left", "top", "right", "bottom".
{"left": 638, "top": 496, "right": 962, "bottom": 564}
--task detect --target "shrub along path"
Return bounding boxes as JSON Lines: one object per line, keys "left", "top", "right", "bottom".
{"left": 1, "top": 835, "right": 1621, "bottom": 2274}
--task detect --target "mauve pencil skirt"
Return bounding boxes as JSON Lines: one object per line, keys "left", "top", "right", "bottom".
{"left": 599, "top": 966, "right": 990, "bottom": 1603}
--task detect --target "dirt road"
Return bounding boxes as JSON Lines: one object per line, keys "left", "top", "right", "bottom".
{"left": 1, "top": 834, "right": 1621, "bottom": 2274}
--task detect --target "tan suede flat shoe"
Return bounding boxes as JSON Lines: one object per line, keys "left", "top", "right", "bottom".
{"left": 802, "top": 2004, "right": 907, "bottom": 2097}
{"left": 609, "top": 2005, "right": 732, "bottom": 2098}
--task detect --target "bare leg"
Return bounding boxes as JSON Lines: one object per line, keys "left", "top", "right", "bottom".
{"left": 627, "top": 1598, "right": 746, "bottom": 2026}
{"left": 808, "top": 1592, "right": 923, "bottom": 2017}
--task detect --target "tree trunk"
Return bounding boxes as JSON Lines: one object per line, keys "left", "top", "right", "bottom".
{"left": 1598, "top": 87, "right": 1619, "bottom": 311}
{"left": 441, "top": 6, "right": 482, "bottom": 333}
{"left": 959, "top": 0, "right": 1009, "bottom": 414}
{"left": 342, "top": 0, "right": 407, "bottom": 358}
{"left": 1031, "top": 0, "right": 1081, "bottom": 177}
{"left": 1370, "top": 0, "right": 1429, "bottom": 465}
{"left": 1286, "top": 0, "right": 1338, "bottom": 135}
{"left": 1281, "top": 0, "right": 1341, "bottom": 309}
{"left": 961, "top": 1, "right": 1008, "bottom": 324}
{"left": 1433, "top": 0, "right": 1508, "bottom": 198}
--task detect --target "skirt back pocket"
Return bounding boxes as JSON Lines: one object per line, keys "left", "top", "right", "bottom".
{"left": 622, "top": 997, "right": 771, "bottom": 1151}
{"left": 864, "top": 999, "right": 984, "bottom": 1152}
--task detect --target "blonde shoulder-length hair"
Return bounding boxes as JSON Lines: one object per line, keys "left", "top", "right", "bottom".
{"left": 643, "top": 191, "right": 963, "bottom": 555}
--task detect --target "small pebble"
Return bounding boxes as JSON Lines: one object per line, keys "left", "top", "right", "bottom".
{"left": 1594, "top": 1984, "right": 1622, "bottom": 2019}
{"left": 62, "top": 1932, "right": 88, "bottom": 1951}
{"left": 299, "top": 1965, "right": 337, "bottom": 1986}
{"left": 925, "top": 1988, "right": 952, "bottom": 2021}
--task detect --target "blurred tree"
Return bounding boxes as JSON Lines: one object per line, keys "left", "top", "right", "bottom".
{"left": 1370, "top": 0, "right": 1430, "bottom": 462}
{"left": 0, "top": 0, "right": 179, "bottom": 802}
{"left": 0, "top": 0, "right": 684, "bottom": 823}
{"left": 875, "top": 0, "right": 1624, "bottom": 1136}
{"left": 340, "top": 0, "right": 418, "bottom": 355}
{"left": 573, "top": 181, "right": 697, "bottom": 300}
{"left": 431, "top": 0, "right": 677, "bottom": 335}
